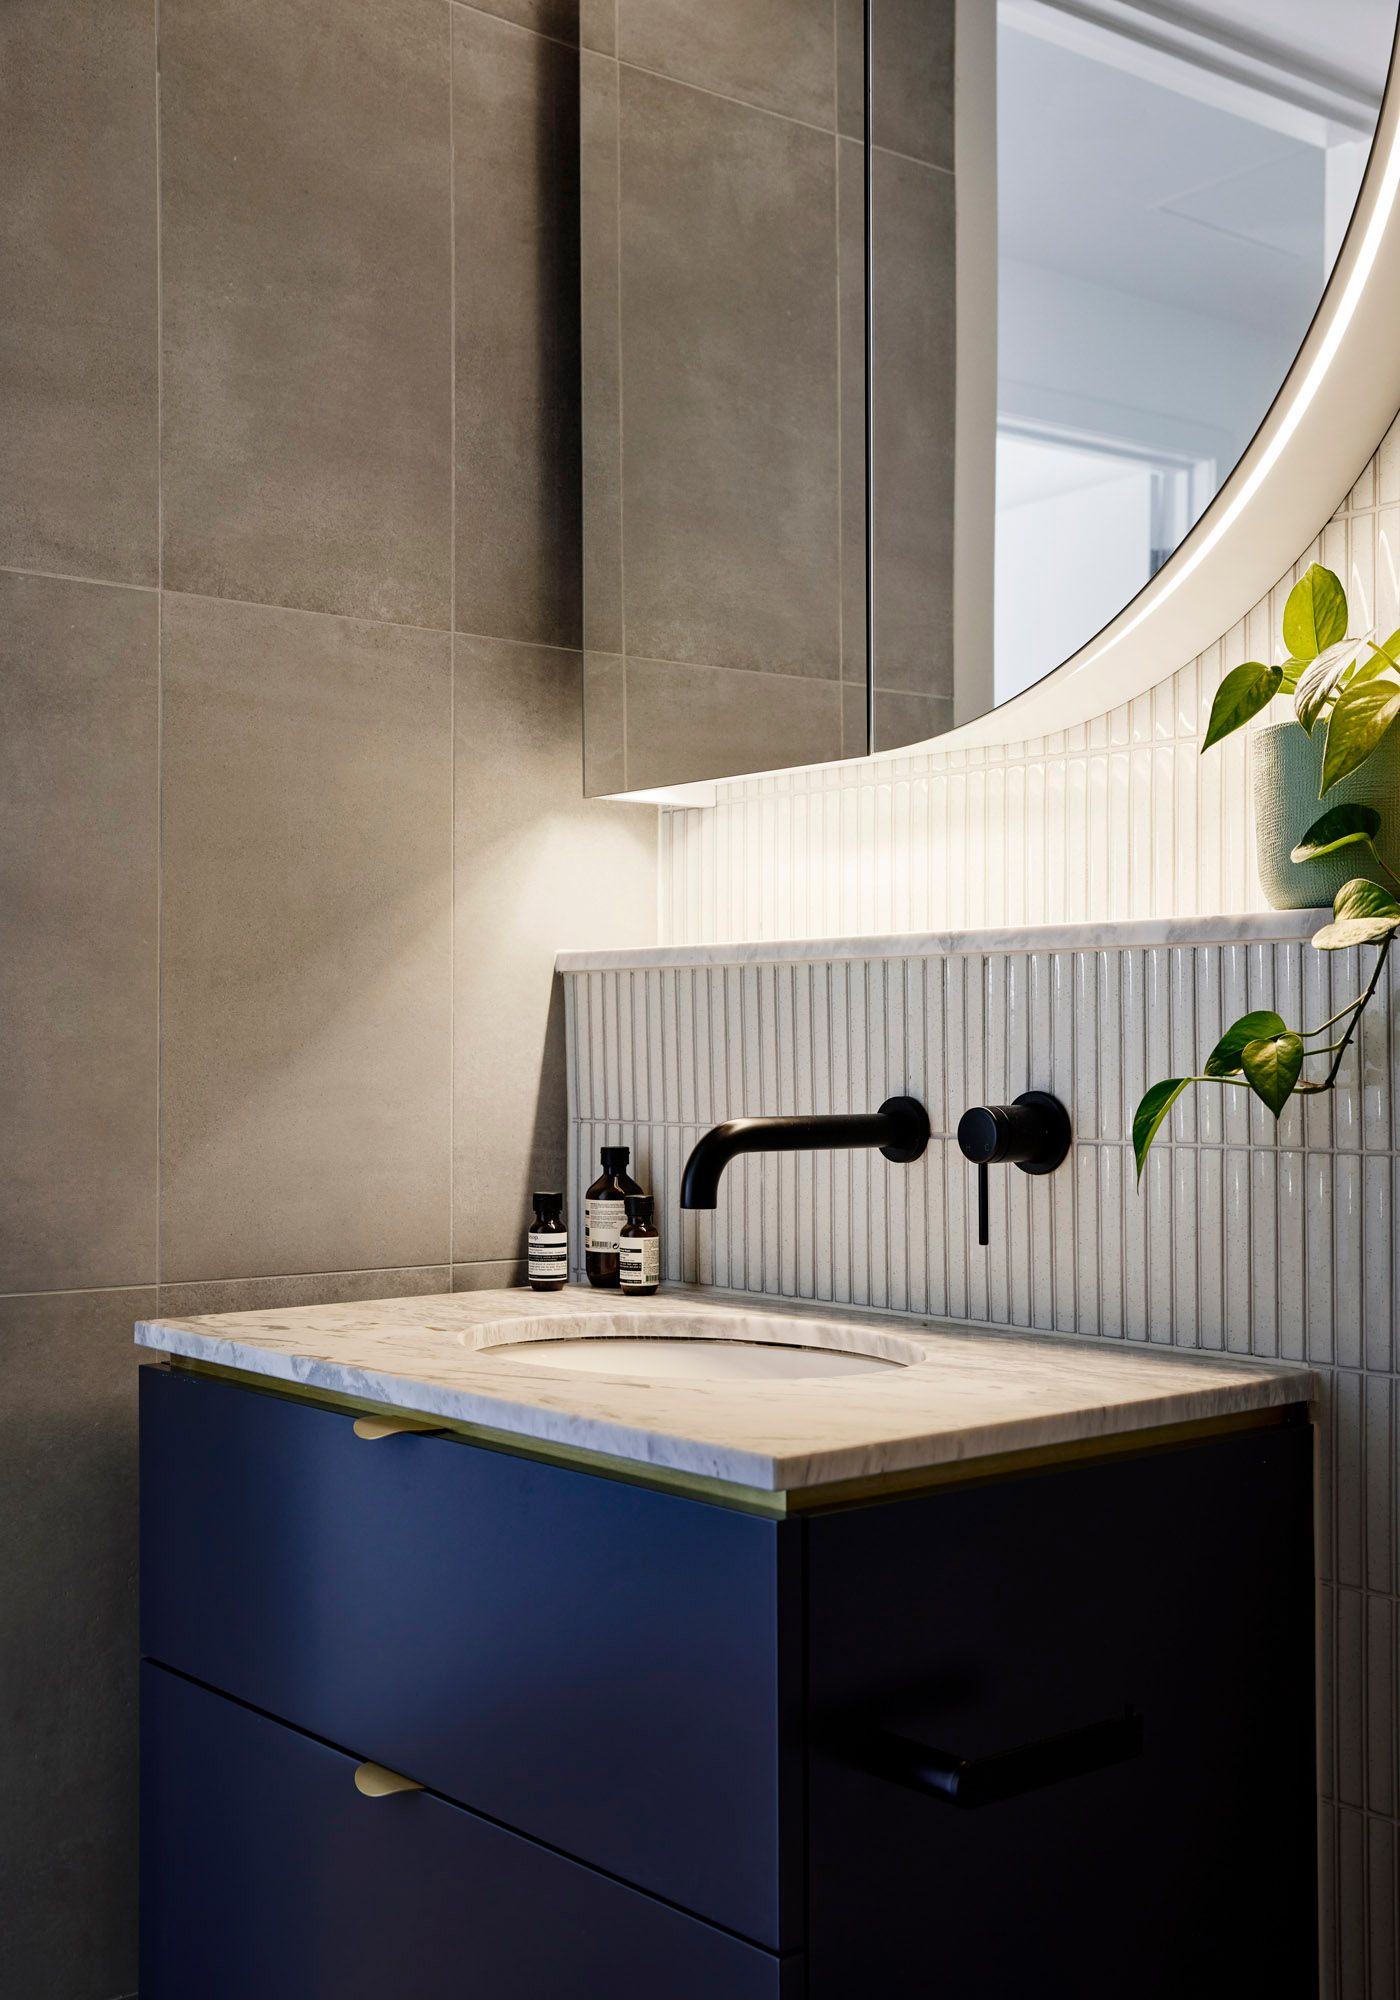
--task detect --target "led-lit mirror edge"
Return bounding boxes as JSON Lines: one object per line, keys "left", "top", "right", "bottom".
{"left": 605, "top": 30, "right": 1400, "bottom": 811}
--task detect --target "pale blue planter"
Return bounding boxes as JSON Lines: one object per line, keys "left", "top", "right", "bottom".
{"left": 1253, "top": 719, "right": 1400, "bottom": 909}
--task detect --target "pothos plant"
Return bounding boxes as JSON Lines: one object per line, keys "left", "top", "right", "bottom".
{"left": 1133, "top": 563, "right": 1400, "bottom": 1179}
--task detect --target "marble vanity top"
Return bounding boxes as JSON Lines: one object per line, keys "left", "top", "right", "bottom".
{"left": 136, "top": 1285, "right": 1313, "bottom": 1499}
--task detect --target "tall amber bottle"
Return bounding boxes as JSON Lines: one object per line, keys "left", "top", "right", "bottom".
{"left": 584, "top": 1145, "right": 642, "bottom": 1288}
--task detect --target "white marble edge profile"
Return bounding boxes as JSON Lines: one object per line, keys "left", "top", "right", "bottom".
{"left": 134, "top": 1285, "right": 1314, "bottom": 1493}
{"left": 555, "top": 909, "right": 1323, "bottom": 975}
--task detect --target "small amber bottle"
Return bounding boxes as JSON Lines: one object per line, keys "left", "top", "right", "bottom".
{"left": 584, "top": 1146, "right": 642, "bottom": 1288}
{"left": 527, "top": 1191, "right": 568, "bottom": 1292}
{"left": 618, "top": 1194, "right": 660, "bottom": 1296}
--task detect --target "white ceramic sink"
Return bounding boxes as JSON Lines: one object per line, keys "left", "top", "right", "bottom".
{"left": 481, "top": 1313, "right": 921, "bottom": 1382}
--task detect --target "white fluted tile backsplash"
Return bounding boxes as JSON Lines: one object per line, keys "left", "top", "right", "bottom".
{"left": 564, "top": 921, "right": 1400, "bottom": 1996}
{"left": 658, "top": 422, "right": 1400, "bottom": 949}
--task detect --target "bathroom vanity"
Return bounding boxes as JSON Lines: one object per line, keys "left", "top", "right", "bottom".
{"left": 138, "top": 1290, "right": 1316, "bottom": 1998}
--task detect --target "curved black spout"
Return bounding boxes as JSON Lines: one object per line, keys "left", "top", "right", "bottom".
{"left": 680, "top": 1097, "right": 930, "bottom": 1209}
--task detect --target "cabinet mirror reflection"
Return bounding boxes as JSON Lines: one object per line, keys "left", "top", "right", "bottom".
{"left": 581, "top": 0, "right": 1397, "bottom": 796}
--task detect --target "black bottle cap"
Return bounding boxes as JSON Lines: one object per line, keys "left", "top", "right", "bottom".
{"left": 624, "top": 1194, "right": 654, "bottom": 1222}
{"left": 600, "top": 1145, "right": 631, "bottom": 1170}
{"left": 532, "top": 1191, "right": 564, "bottom": 1217}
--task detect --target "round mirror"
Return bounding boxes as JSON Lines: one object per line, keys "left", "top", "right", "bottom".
{"left": 981, "top": 0, "right": 1400, "bottom": 720}
{"left": 579, "top": 0, "right": 1400, "bottom": 796}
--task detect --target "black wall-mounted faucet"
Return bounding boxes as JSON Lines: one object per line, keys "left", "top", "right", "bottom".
{"left": 680, "top": 1097, "right": 930, "bottom": 1209}
{"left": 957, "top": 1092, "right": 1071, "bottom": 1246}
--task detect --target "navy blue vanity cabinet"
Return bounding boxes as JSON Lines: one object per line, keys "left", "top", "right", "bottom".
{"left": 141, "top": 1664, "right": 794, "bottom": 2000}
{"left": 803, "top": 1423, "right": 1317, "bottom": 2000}
{"left": 140, "top": 1365, "right": 800, "bottom": 1949}
{"left": 142, "top": 1367, "right": 1314, "bottom": 1999}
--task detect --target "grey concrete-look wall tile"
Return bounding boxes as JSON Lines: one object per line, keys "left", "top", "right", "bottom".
{"left": 620, "top": 68, "right": 840, "bottom": 679}
{"left": 843, "top": 681, "right": 953, "bottom": 755}
{"left": 581, "top": 51, "right": 624, "bottom": 656}
{"left": 455, "top": 8, "right": 582, "bottom": 649}
{"left": 0, "top": 575, "right": 157, "bottom": 1293}
{"left": 584, "top": 652, "right": 628, "bottom": 796}
{"left": 581, "top": 0, "right": 617, "bottom": 55}
{"left": 835, "top": 0, "right": 865, "bottom": 140}
{"left": 454, "top": 636, "right": 656, "bottom": 1261}
{"left": 624, "top": 656, "right": 841, "bottom": 789}
{"left": 464, "top": 0, "right": 581, "bottom": 42}
{"left": 839, "top": 137, "right": 868, "bottom": 684}
{"left": 871, "top": 0, "right": 954, "bottom": 167}
{"left": 0, "top": 1288, "right": 155, "bottom": 2000}
{"left": 871, "top": 147, "right": 955, "bottom": 695}
{"left": 160, "top": 0, "right": 451, "bottom": 625}
{"left": 0, "top": 0, "right": 158, "bottom": 584}
{"left": 160, "top": 593, "right": 452, "bottom": 1282}
{"left": 453, "top": 1260, "right": 528, "bottom": 1290}
{"left": 619, "top": 0, "right": 834, "bottom": 129}
{"left": 156, "top": 1268, "right": 452, "bottom": 1318}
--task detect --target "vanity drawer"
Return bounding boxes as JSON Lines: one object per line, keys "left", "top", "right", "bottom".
{"left": 141, "top": 1663, "right": 794, "bottom": 2000}
{"left": 140, "top": 1367, "right": 798, "bottom": 1948}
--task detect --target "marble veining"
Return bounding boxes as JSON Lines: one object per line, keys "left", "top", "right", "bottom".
{"left": 136, "top": 1284, "right": 1311, "bottom": 1492}
{"left": 557, "top": 910, "right": 1321, "bottom": 974}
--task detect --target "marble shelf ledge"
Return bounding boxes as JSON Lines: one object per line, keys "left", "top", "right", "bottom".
{"left": 136, "top": 1284, "right": 1314, "bottom": 1499}
{"left": 555, "top": 909, "right": 1323, "bottom": 975}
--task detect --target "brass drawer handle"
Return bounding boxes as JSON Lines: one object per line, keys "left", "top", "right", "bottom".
{"left": 351, "top": 1414, "right": 441, "bottom": 1442}
{"left": 353, "top": 1761, "right": 424, "bottom": 1799}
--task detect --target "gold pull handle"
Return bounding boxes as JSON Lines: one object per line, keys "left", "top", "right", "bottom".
{"left": 351, "top": 1414, "right": 441, "bottom": 1442}
{"left": 354, "top": 1761, "right": 423, "bottom": 1799}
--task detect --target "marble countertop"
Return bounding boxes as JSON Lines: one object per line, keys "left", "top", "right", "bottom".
{"left": 136, "top": 1285, "right": 1313, "bottom": 1495}
{"left": 555, "top": 910, "right": 1321, "bottom": 974}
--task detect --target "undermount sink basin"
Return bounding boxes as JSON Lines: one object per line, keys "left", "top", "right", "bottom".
{"left": 481, "top": 1313, "right": 922, "bottom": 1382}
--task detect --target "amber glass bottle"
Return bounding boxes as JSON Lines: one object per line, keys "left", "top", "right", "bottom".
{"left": 527, "top": 1191, "right": 568, "bottom": 1292}
{"left": 584, "top": 1146, "right": 642, "bottom": 1288}
{"left": 618, "top": 1194, "right": 660, "bottom": 1296}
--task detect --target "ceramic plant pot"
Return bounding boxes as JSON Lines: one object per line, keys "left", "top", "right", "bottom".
{"left": 1253, "top": 718, "right": 1400, "bottom": 909}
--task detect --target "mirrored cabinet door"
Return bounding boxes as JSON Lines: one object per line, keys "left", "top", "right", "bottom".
{"left": 581, "top": 0, "right": 957, "bottom": 794}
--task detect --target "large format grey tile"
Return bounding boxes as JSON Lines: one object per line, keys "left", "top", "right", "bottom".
{"left": 625, "top": 656, "right": 842, "bottom": 788}
{"left": 160, "top": 593, "right": 452, "bottom": 1282}
{"left": 871, "top": 147, "right": 955, "bottom": 696}
{"left": 160, "top": 0, "right": 451, "bottom": 625}
{"left": 839, "top": 136, "right": 868, "bottom": 684}
{"left": 455, "top": 7, "right": 582, "bottom": 648}
{"left": 0, "top": 575, "right": 157, "bottom": 1294}
{"left": 0, "top": 1288, "right": 155, "bottom": 2000}
{"left": 464, "top": 0, "right": 580, "bottom": 41}
{"left": 870, "top": 0, "right": 955, "bottom": 167}
{"left": 619, "top": 0, "right": 834, "bottom": 129}
{"left": 619, "top": 67, "right": 840, "bottom": 679}
{"left": 454, "top": 636, "right": 656, "bottom": 1261}
{"left": 157, "top": 1268, "right": 452, "bottom": 1318}
{"left": 583, "top": 651, "right": 627, "bottom": 796}
{"left": 581, "top": 51, "right": 623, "bottom": 656}
{"left": 843, "top": 681, "right": 953, "bottom": 756}
{"left": 581, "top": 0, "right": 616, "bottom": 55}
{"left": 453, "top": 1259, "right": 527, "bottom": 1290}
{"left": 0, "top": 0, "right": 158, "bottom": 584}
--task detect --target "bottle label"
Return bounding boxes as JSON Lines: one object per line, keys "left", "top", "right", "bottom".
{"left": 585, "top": 1198, "right": 626, "bottom": 1254}
{"left": 527, "top": 1230, "right": 568, "bottom": 1282}
{"left": 619, "top": 1236, "right": 660, "bottom": 1289}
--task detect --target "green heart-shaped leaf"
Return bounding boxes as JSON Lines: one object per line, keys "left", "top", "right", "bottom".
{"left": 1240, "top": 1032, "right": 1304, "bottom": 1118}
{"left": 1290, "top": 803, "right": 1382, "bottom": 864}
{"left": 1334, "top": 877, "right": 1400, "bottom": 922}
{"left": 1294, "top": 634, "right": 1369, "bottom": 734}
{"left": 1132, "top": 1078, "right": 1191, "bottom": 1181}
{"left": 1321, "top": 678, "right": 1400, "bottom": 792}
{"left": 1282, "top": 563, "right": 1348, "bottom": 663}
{"left": 1203, "top": 1010, "right": 1288, "bottom": 1077}
{"left": 1314, "top": 879, "right": 1400, "bottom": 948}
{"left": 1312, "top": 914, "right": 1400, "bottom": 950}
{"left": 1202, "top": 661, "right": 1282, "bottom": 752}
